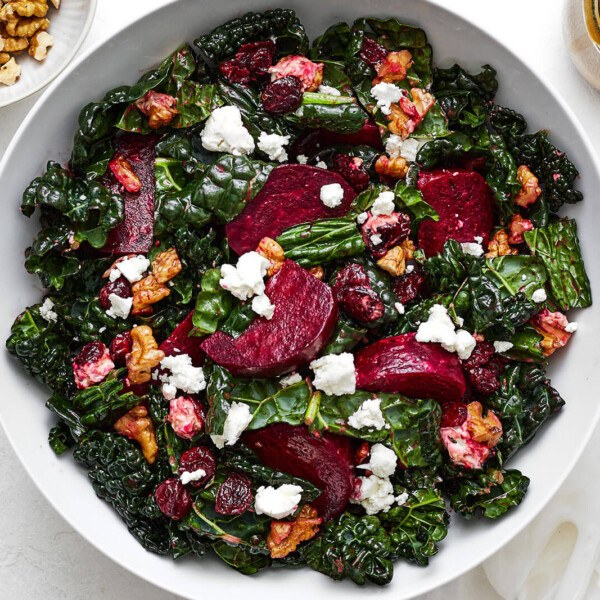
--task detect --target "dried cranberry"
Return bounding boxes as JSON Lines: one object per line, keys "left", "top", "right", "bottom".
{"left": 468, "top": 367, "right": 500, "bottom": 395}
{"left": 99, "top": 276, "right": 132, "bottom": 310}
{"left": 486, "top": 356, "right": 506, "bottom": 378}
{"left": 358, "top": 36, "right": 389, "bottom": 66}
{"left": 155, "top": 478, "right": 192, "bottom": 520}
{"left": 332, "top": 154, "right": 370, "bottom": 192}
{"left": 215, "top": 473, "right": 253, "bottom": 515}
{"left": 110, "top": 331, "right": 133, "bottom": 364}
{"left": 178, "top": 446, "right": 216, "bottom": 487}
{"left": 337, "top": 286, "right": 385, "bottom": 323}
{"left": 334, "top": 263, "right": 371, "bottom": 289}
{"left": 73, "top": 341, "right": 106, "bottom": 368}
{"left": 393, "top": 270, "right": 426, "bottom": 304}
{"left": 361, "top": 212, "right": 411, "bottom": 258}
{"left": 440, "top": 402, "right": 468, "bottom": 428}
{"left": 219, "top": 40, "right": 276, "bottom": 85}
{"left": 261, "top": 76, "right": 304, "bottom": 115}
{"left": 461, "top": 341, "right": 495, "bottom": 370}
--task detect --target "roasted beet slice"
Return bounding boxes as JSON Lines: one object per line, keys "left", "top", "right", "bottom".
{"left": 101, "top": 133, "right": 157, "bottom": 254}
{"left": 226, "top": 165, "right": 355, "bottom": 255}
{"left": 354, "top": 333, "right": 466, "bottom": 402}
{"left": 201, "top": 260, "right": 338, "bottom": 378}
{"left": 417, "top": 169, "right": 494, "bottom": 257}
{"left": 242, "top": 423, "right": 355, "bottom": 521}
{"left": 159, "top": 311, "right": 205, "bottom": 366}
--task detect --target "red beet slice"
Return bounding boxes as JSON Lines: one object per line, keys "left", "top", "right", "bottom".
{"left": 225, "top": 165, "right": 356, "bottom": 255}
{"left": 201, "top": 260, "right": 338, "bottom": 377}
{"left": 417, "top": 169, "right": 494, "bottom": 257}
{"left": 101, "top": 133, "right": 157, "bottom": 254}
{"left": 354, "top": 333, "right": 466, "bottom": 402}
{"left": 159, "top": 311, "right": 205, "bottom": 366}
{"left": 242, "top": 423, "right": 355, "bottom": 521}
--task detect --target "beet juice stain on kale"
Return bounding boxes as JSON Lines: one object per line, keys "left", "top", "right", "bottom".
{"left": 6, "top": 8, "right": 591, "bottom": 586}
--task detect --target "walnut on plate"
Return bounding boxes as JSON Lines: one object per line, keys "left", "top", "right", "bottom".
{"left": 126, "top": 325, "right": 164, "bottom": 385}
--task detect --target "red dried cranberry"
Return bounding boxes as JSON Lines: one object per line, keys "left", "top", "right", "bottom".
{"left": 361, "top": 212, "right": 412, "bottom": 258}
{"left": 262, "top": 76, "right": 304, "bottom": 114}
{"left": 440, "top": 401, "right": 468, "bottom": 428}
{"left": 393, "top": 270, "right": 426, "bottom": 304}
{"left": 337, "top": 286, "right": 385, "bottom": 323}
{"left": 215, "top": 473, "right": 253, "bottom": 515}
{"left": 334, "top": 263, "right": 371, "bottom": 289}
{"left": 219, "top": 40, "right": 276, "bottom": 85}
{"left": 99, "top": 277, "right": 132, "bottom": 310}
{"left": 332, "top": 154, "right": 370, "bottom": 192}
{"left": 73, "top": 341, "right": 106, "bottom": 368}
{"left": 486, "top": 355, "right": 506, "bottom": 378}
{"left": 468, "top": 367, "right": 500, "bottom": 395}
{"left": 178, "top": 446, "right": 216, "bottom": 487}
{"left": 110, "top": 331, "right": 133, "bottom": 364}
{"left": 155, "top": 478, "right": 192, "bottom": 520}
{"left": 358, "top": 36, "right": 389, "bottom": 66}
{"left": 462, "top": 341, "right": 495, "bottom": 370}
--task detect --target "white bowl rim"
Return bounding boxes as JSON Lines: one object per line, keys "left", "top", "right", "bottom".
{"left": 1, "top": 1, "right": 599, "bottom": 598}
{"left": 0, "top": 0, "right": 98, "bottom": 109}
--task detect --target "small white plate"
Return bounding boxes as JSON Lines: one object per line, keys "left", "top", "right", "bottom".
{"left": 0, "top": 0, "right": 96, "bottom": 107}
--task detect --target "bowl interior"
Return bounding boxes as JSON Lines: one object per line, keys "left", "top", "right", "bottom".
{"left": 1, "top": 1, "right": 598, "bottom": 598}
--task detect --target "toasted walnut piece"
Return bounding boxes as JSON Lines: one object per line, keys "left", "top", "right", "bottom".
{"left": 372, "top": 50, "right": 413, "bottom": 85}
{"left": 308, "top": 265, "right": 324, "bottom": 280}
{"left": 377, "top": 245, "right": 406, "bottom": 276}
{"left": 267, "top": 505, "right": 321, "bottom": 559}
{"left": 485, "top": 229, "right": 518, "bottom": 258}
{"left": 126, "top": 325, "right": 164, "bottom": 385}
{"left": 256, "top": 237, "right": 285, "bottom": 276}
{"left": 9, "top": 0, "right": 48, "bottom": 18}
{"left": 114, "top": 405, "right": 159, "bottom": 464}
{"left": 28, "top": 29, "right": 52, "bottom": 60}
{"left": 134, "top": 90, "right": 178, "bottom": 129}
{"left": 375, "top": 154, "right": 408, "bottom": 180}
{"left": 50, "top": 0, "right": 59, "bottom": 8}
{"left": 514, "top": 165, "right": 542, "bottom": 208}
{"left": 466, "top": 401, "right": 502, "bottom": 448}
{"left": 4, "top": 16, "right": 49, "bottom": 38}
{"left": 388, "top": 103, "right": 413, "bottom": 138}
{"left": 387, "top": 89, "right": 435, "bottom": 139}
{"left": 0, "top": 33, "right": 28, "bottom": 52}
{"left": 132, "top": 274, "right": 170, "bottom": 315}
{"left": 151, "top": 247, "right": 182, "bottom": 283}
{"left": 0, "top": 56, "right": 20, "bottom": 86}
{"left": 410, "top": 88, "right": 435, "bottom": 117}
{"left": 401, "top": 238, "right": 415, "bottom": 259}
{"left": 508, "top": 213, "right": 534, "bottom": 245}
{"left": 0, "top": 52, "right": 9, "bottom": 65}
{"left": 530, "top": 308, "right": 572, "bottom": 357}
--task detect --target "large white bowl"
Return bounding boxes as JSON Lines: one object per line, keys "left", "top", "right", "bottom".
{"left": 1, "top": 1, "right": 598, "bottom": 598}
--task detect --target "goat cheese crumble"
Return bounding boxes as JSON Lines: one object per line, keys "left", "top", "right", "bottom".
{"left": 160, "top": 354, "right": 206, "bottom": 399}
{"left": 371, "top": 82, "right": 403, "bottom": 116}
{"left": 532, "top": 288, "right": 547, "bottom": 303}
{"left": 279, "top": 372, "right": 302, "bottom": 387}
{"left": 318, "top": 84, "right": 341, "bottom": 96}
{"left": 310, "top": 352, "right": 356, "bottom": 396}
{"left": 296, "top": 154, "right": 308, "bottom": 164}
{"left": 394, "top": 302, "right": 405, "bottom": 315}
{"left": 219, "top": 251, "right": 270, "bottom": 301}
{"left": 40, "top": 298, "right": 58, "bottom": 322}
{"left": 315, "top": 160, "right": 328, "bottom": 170}
{"left": 493, "top": 341, "right": 514, "bottom": 353}
{"left": 385, "top": 134, "right": 427, "bottom": 162}
{"left": 109, "top": 254, "right": 150, "bottom": 283}
{"left": 210, "top": 401, "right": 253, "bottom": 449}
{"left": 370, "top": 233, "right": 383, "bottom": 245}
{"left": 180, "top": 468, "right": 207, "bottom": 485}
{"left": 106, "top": 293, "right": 133, "bottom": 319}
{"left": 357, "top": 443, "right": 397, "bottom": 478}
{"left": 565, "top": 321, "right": 578, "bottom": 333}
{"left": 251, "top": 293, "right": 275, "bottom": 320}
{"left": 257, "top": 131, "right": 290, "bottom": 163}
{"left": 352, "top": 475, "right": 395, "bottom": 515}
{"left": 320, "top": 183, "right": 344, "bottom": 208}
{"left": 461, "top": 241, "right": 484, "bottom": 257}
{"left": 371, "top": 191, "right": 395, "bottom": 216}
{"left": 348, "top": 397, "right": 389, "bottom": 431}
{"left": 201, "top": 105, "right": 255, "bottom": 156}
{"left": 356, "top": 212, "right": 368, "bottom": 225}
{"left": 254, "top": 484, "right": 303, "bottom": 519}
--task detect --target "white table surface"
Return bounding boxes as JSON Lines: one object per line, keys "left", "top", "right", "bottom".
{"left": 1, "top": 1, "right": 599, "bottom": 598}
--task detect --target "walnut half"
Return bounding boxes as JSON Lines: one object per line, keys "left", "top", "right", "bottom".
{"left": 114, "top": 405, "right": 158, "bottom": 464}
{"left": 126, "top": 325, "right": 164, "bottom": 385}
{"left": 28, "top": 29, "right": 52, "bottom": 61}
{"left": 0, "top": 56, "right": 20, "bottom": 85}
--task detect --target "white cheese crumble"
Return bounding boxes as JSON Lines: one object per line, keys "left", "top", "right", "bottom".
{"left": 219, "top": 251, "right": 271, "bottom": 301}
{"left": 320, "top": 183, "right": 344, "bottom": 208}
{"left": 106, "top": 294, "right": 133, "bottom": 319}
{"left": 461, "top": 241, "right": 484, "bottom": 257}
{"left": 39, "top": 298, "right": 58, "bottom": 323}
{"left": 405, "top": 264, "right": 414, "bottom": 274}
{"left": 371, "top": 191, "right": 395, "bottom": 216}
{"left": 254, "top": 484, "right": 303, "bottom": 519}
{"left": 310, "top": 352, "right": 356, "bottom": 396}
{"left": 210, "top": 401, "right": 253, "bottom": 449}
{"left": 279, "top": 372, "right": 302, "bottom": 387}
{"left": 352, "top": 475, "right": 395, "bottom": 515}
{"left": 251, "top": 293, "right": 275, "bottom": 320}
{"left": 180, "top": 468, "right": 207, "bottom": 485}
{"left": 160, "top": 354, "right": 206, "bottom": 398}
{"left": 474, "top": 235, "right": 483, "bottom": 244}
{"left": 357, "top": 443, "right": 397, "bottom": 478}
{"left": 318, "top": 84, "right": 341, "bottom": 96}
{"left": 395, "top": 492, "right": 409, "bottom": 506}
{"left": 257, "top": 131, "right": 290, "bottom": 163}
{"left": 371, "top": 82, "right": 403, "bottom": 116}
{"left": 385, "top": 134, "right": 427, "bottom": 162}
{"left": 356, "top": 212, "right": 368, "bottom": 225}
{"left": 348, "top": 398, "right": 389, "bottom": 431}
{"left": 296, "top": 154, "right": 308, "bottom": 164}
{"left": 394, "top": 302, "right": 405, "bottom": 315}
{"left": 200, "top": 105, "right": 255, "bottom": 156}
{"left": 315, "top": 160, "right": 328, "bottom": 170}
{"left": 109, "top": 254, "right": 150, "bottom": 283}
{"left": 532, "top": 288, "right": 547, "bottom": 303}
{"left": 415, "top": 304, "right": 476, "bottom": 360}
{"left": 565, "top": 321, "right": 578, "bottom": 333}
{"left": 493, "top": 341, "right": 514, "bottom": 353}
{"left": 370, "top": 233, "right": 383, "bottom": 245}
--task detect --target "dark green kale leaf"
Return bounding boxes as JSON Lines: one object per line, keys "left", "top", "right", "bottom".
{"left": 211, "top": 541, "right": 271, "bottom": 575}
{"left": 303, "top": 512, "right": 393, "bottom": 585}
{"left": 394, "top": 181, "right": 438, "bottom": 226}
{"left": 48, "top": 420, "right": 76, "bottom": 455}
{"left": 444, "top": 467, "right": 530, "bottom": 519}
{"left": 486, "top": 363, "right": 565, "bottom": 460}
{"left": 154, "top": 126, "right": 213, "bottom": 175}
{"left": 191, "top": 268, "right": 234, "bottom": 336}
{"left": 276, "top": 217, "right": 366, "bottom": 268}
{"left": 73, "top": 431, "right": 171, "bottom": 554}
{"left": 524, "top": 219, "right": 592, "bottom": 309}
{"left": 320, "top": 315, "right": 366, "bottom": 355}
